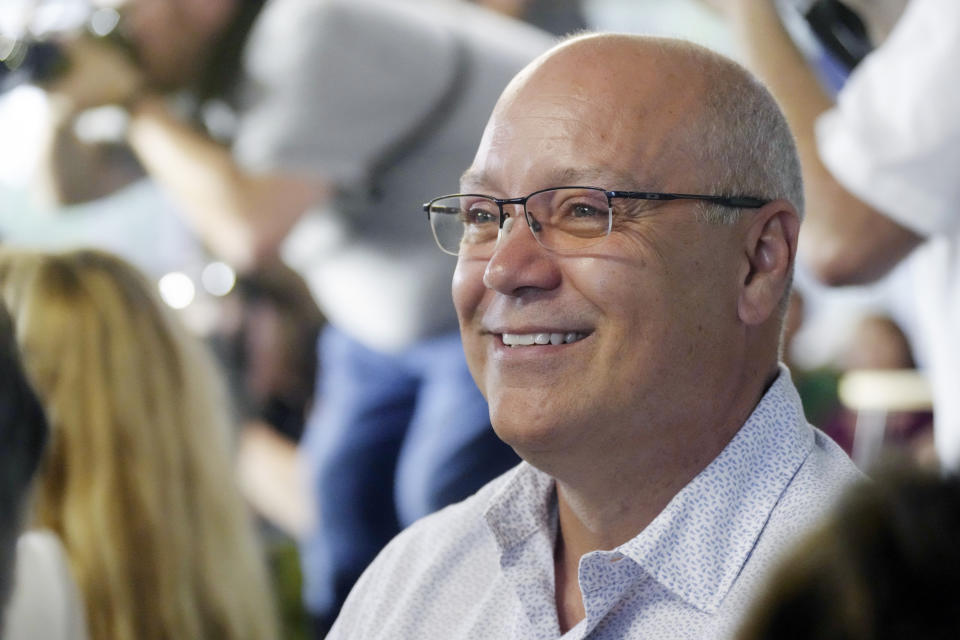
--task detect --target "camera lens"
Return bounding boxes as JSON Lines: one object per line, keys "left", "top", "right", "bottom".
{"left": 1, "top": 40, "right": 68, "bottom": 93}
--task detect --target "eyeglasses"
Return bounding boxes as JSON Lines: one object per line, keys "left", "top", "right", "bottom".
{"left": 423, "top": 186, "right": 766, "bottom": 256}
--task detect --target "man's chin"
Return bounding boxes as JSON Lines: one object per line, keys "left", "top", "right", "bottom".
{"left": 491, "top": 413, "right": 583, "bottom": 463}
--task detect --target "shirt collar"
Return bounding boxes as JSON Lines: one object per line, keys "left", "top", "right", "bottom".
{"left": 483, "top": 462, "right": 556, "bottom": 555}
{"left": 620, "top": 364, "right": 813, "bottom": 612}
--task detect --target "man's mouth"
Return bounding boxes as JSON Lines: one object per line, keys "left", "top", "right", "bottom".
{"left": 500, "top": 332, "right": 589, "bottom": 347}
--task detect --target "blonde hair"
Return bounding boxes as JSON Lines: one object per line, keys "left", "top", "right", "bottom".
{"left": 0, "top": 248, "right": 277, "bottom": 640}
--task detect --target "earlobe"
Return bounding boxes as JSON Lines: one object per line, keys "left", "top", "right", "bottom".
{"left": 738, "top": 201, "right": 800, "bottom": 326}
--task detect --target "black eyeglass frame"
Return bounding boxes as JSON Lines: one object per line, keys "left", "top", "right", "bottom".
{"left": 423, "top": 186, "right": 768, "bottom": 255}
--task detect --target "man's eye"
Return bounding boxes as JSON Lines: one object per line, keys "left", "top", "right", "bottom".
{"left": 570, "top": 203, "right": 604, "bottom": 218}
{"left": 464, "top": 207, "right": 498, "bottom": 225}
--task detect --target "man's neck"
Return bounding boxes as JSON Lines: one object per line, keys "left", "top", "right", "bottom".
{"left": 548, "top": 362, "right": 780, "bottom": 631}
{"left": 554, "top": 443, "right": 714, "bottom": 556}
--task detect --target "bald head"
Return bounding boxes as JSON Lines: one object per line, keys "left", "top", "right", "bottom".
{"left": 479, "top": 34, "right": 803, "bottom": 221}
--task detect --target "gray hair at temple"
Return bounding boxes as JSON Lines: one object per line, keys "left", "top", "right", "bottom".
{"left": 688, "top": 41, "right": 805, "bottom": 226}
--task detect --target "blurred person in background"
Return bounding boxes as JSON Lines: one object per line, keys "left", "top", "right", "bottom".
{"left": 25, "top": 0, "right": 553, "bottom": 632}
{"left": 209, "top": 260, "right": 326, "bottom": 639}
{"left": 0, "top": 301, "right": 67, "bottom": 638}
{"left": 470, "top": 0, "right": 588, "bottom": 36}
{"left": 709, "top": 0, "right": 960, "bottom": 469}
{"left": 213, "top": 259, "right": 325, "bottom": 446}
{"left": 833, "top": 313, "right": 935, "bottom": 466}
{"left": 212, "top": 260, "right": 324, "bottom": 538}
{"left": 779, "top": 282, "right": 935, "bottom": 466}
{"left": 0, "top": 248, "right": 277, "bottom": 640}
{"left": 737, "top": 463, "right": 960, "bottom": 640}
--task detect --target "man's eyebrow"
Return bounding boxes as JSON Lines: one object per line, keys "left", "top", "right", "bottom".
{"left": 458, "top": 168, "right": 490, "bottom": 191}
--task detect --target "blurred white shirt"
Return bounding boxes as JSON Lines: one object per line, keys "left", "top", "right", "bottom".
{"left": 3, "top": 530, "right": 88, "bottom": 640}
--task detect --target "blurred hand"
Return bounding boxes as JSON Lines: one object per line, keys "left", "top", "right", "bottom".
{"left": 44, "top": 34, "right": 145, "bottom": 113}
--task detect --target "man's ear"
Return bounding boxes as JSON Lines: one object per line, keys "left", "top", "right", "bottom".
{"left": 738, "top": 200, "right": 800, "bottom": 326}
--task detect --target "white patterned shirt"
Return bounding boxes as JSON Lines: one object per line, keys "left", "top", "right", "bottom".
{"left": 328, "top": 366, "right": 860, "bottom": 639}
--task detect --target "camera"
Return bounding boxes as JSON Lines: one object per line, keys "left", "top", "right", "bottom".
{"left": 0, "top": 5, "right": 125, "bottom": 94}
{"left": 776, "top": 0, "right": 873, "bottom": 94}
{"left": 802, "top": 0, "right": 872, "bottom": 71}
{"left": 0, "top": 39, "right": 67, "bottom": 92}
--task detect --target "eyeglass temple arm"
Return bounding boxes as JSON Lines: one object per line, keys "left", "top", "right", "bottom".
{"left": 423, "top": 203, "right": 462, "bottom": 217}
{"left": 607, "top": 191, "right": 767, "bottom": 209}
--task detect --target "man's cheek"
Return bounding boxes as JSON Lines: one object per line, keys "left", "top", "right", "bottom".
{"left": 452, "top": 261, "right": 486, "bottom": 319}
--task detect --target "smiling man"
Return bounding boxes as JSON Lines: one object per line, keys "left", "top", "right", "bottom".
{"left": 327, "top": 33, "right": 860, "bottom": 639}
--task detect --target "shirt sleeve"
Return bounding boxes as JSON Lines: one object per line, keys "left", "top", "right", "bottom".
{"left": 232, "top": 0, "right": 456, "bottom": 191}
{"left": 815, "top": 0, "right": 960, "bottom": 237}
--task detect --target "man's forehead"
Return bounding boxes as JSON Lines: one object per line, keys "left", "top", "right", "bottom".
{"left": 467, "top": 46, "right": 710, "bottom": 191}
{"left": 465, "top": 102, "right": 697, "bottom": 194}
{"left": 459, "top": 166, "right": 645, "bottom": 192}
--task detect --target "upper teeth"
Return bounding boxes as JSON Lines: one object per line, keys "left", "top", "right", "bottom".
{"left": 502, "top": 332, "right": 584, "bottom": 347}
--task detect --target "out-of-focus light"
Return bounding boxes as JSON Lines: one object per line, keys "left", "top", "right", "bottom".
{"left": 158, "top": 272, "right": 195, "bottom": 309}
{"left": 32, "top": 1, "right": 89, "bottom": 35}
{"left": 0, "top": 87, "right": 46, "bottom": 188}
{"left": 201, "top": 261, "right": 236, "bottom": 297}
{"left": 0, "top": 36, "right": 15, "bottom": 60}
{"left": 74, "top": 105, "right": 127, "bottom": 142}
{"left": 88, "top": 7, "right": 119, "bottom": 36}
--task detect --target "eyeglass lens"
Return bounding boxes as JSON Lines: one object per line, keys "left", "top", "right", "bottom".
{"left": 427, "top": 187, "right": 613, "bottom": 256}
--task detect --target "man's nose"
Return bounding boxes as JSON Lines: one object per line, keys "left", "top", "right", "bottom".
{"left": 482, "top": 210, "right": 561, "bottom": 295}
